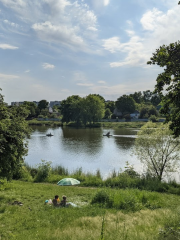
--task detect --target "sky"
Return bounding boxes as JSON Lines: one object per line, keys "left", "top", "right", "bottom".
{"left": 0, "top": 0, "right": 180, "bottom": 104}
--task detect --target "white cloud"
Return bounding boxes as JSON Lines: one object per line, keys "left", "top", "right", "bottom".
{"left": 140, "top": 8, "right": 163, "bottom": 31}
{"left": 42, "top": 63, "right": 55, "bottom": 69}
{"left": 92, "top": 0, "right": 110, "bottom": 8}
{"left": 3, "top": 19, "right": 18, "bottom": 27}
{"left": 32, "top": 21, "right": 86, "bottom": 50}
{"left": 0, "top": 0, "right": 98, "bottom": 52}
{"left": 0, "top": 73, "right": 19, "bottom": 79}
{"left": 43, "top": 0, "right": 71, "bottom": 14}
{"left": 103, "top": 0, "right": 110, "bottom": 6}
{"left": 104, "top": 4, "right": 180, "bottom": 68}
{"left": 103, "top": 37, "right": 122, "bottom": 53}
{"left": 98, "top": 81, "right": 106, "bottom": 84}
{"left": 0, "top": 44, "right": 18, "bottom": 49}
{"left": 25, "top": 70, "right": 30, "bottom": 73}
{"left": 77, "top": 83, "right": 93, "bottom": 87}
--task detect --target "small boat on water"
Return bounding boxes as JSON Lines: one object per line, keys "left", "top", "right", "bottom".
{"left": 46, "top": 133, "right": 53, "bottom": 137}
{"left": 103, "top": 132, "right": 112, "bottom": 137}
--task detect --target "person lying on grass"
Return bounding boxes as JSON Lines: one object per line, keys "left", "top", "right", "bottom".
{"left": 52, "top": 195, "right": 60, "bottom": 206}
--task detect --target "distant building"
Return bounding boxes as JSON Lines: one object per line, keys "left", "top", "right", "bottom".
{"left": 11, "top": 101, "right": 24, "bottom": 106}
{"left": 113, "top": 108, "right": 122, "bottom": 117}
{"left": 130, "top": 111, "right": 140, "bottom": 119}
{"left": 49, "top": 101, "right": 61, "bottom": 108}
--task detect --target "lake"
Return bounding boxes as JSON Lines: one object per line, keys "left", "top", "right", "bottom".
{"left": 25, "top": 126, "right": 143, "bottom": 179}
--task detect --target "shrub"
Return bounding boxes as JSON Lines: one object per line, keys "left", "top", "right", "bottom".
{"left": 149, "top": 115, "right": 158, "bottom": 122}
{"left": 34, "top": 160, "right": 52, "bottom": 182}
{"left": 91, "top": 190, "right": 112, "bottom": 207}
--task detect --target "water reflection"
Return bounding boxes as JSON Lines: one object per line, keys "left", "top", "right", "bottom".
{"left": 25, "top": 126, "right": 140, "bottom": 178}
{"left": 61, "top": 127, "right": 103, "bottom": 155}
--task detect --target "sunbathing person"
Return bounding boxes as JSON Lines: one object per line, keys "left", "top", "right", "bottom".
{"left": 52, "top": 195, "right": 60, "bottom": 206}
{"left": 60, "top": 195, "right": 67, "bottom": 207}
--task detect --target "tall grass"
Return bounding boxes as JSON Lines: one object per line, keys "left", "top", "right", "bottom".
{"left": 22, "top": 162, "right": 180, "bottom": 196}
{"left": 1, "top": 181, "right": 180, "bottom": 240}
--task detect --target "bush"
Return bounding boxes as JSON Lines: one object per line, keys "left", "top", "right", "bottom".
{"left": 149, "top": 115, "right": 158, "bottom": 122}
{"left": 91, "top": 190, "right": 112, "bottom": 207}
{"left": 34, "top": 160, "right": 52, "bottom": 182}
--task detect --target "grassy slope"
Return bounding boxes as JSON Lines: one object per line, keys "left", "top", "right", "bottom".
{"left": 0, "top": 181, "right": 180, "bottom": 240}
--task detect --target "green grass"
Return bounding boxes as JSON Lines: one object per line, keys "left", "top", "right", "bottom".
{"left": 101, "top": 121, "right": 161, "bottom": 129}
{"left": 27, "top": 119, "right": 62, "bottom": 127}
{"left": 0, "top": 180, "right": 180, "bottom": 240}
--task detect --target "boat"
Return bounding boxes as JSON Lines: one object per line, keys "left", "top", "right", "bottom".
{"left": 46, "top": 133, "right": 53, "bottom": 137}
{"left": 103, "top": 132, "right": 112, "bottom": 137}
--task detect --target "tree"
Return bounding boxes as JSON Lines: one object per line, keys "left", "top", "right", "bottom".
{"left": 85, "top": 94, "right": 105, "bottom": 123}
{"left": 104, "top": 108, "right": 112, "bottom": 119}
{"left": 150, "top": 93, "right": 161, "bottom": 107}
{"left": 60, "top": 95, "right": 82, "bottom": 124}
{"left": 0, "top": 89, "right": 30, "bottom": 180}
{"left": 38, "top": 100, "right": 49, "bottom": 111}
{"left": 22, "top": 101, "right": 39, "bottom": 118}
{"left": 143, "top": 90, "right": 152, "bottom": 103}
{"left": 115, "top": 95, "right": 136, "bottom": 116}
{"left": 105, "top": 101, "right": 115, "bottom": 113}
{"left": 130, "top": 91, "right": 143, "bottom": 104}
{"left": 134, "top": 122, "right": 180, "bottom": 181}
{"left": 147, "top": 41, "right": 180, "bottom": 137}
{"left": 139, "top": 105, "right": 158, "bottom": 119}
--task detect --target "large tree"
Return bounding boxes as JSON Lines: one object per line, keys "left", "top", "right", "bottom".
{"left": 60, "top": 95, "right": 82, "bottom": 124}
{"left": 22, "top": 101, "right": 39, "bottom": 118}
{"left": 130, "top": 91, "right": 143, "bottom": 104}
{"left": 115, "top": 95, "right": 136, "bottom": 116}
{"left": 85, "top": 94, "right": 105, "bottom": 123}
{"left": 147, "top": 40, "right": 180, "bottom": 137}
{"left": 38, "top": 100, "right": 49, "bottom": 111}
{"left": 134, "top": 122, "right": 180, "bottom": 181}
{"left": 0, "top": 90, "right": 30, "bottom": 180}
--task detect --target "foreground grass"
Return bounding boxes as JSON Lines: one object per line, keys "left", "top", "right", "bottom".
{"left": 0, "top": 181, "right": 180, "bottom": 240}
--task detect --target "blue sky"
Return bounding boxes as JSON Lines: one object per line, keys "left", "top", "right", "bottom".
{"left": 0, "top": 0, "right": 179, "bottom": 104}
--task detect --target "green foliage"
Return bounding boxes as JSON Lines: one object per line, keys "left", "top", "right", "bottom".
{"left": 61, "top": 94, "right": 105, "bottom": 126}
{"left": 91, "top": 188, "right": 162, "bottom": 212}
{"left": 130, "top": 91, "right": 143, "bottom": 104}
{"left": 104, "top": 108, "right": 112, "bottom": 119}
{"left": 115, "top": 95, "right": 136, "bottom": 116}
{"left": 0, "top": 89, "right": 30, "bottom": 180}
{"left": 158, "top": 213, "right": 180, "bottom": 239}
{"left": 149, "top": 115, "right": 158, "bottom": 122}
{"left": 38, "top": 99, "right": 48, "bottom": 111}
{"left": 134, "top": 122, "right": 180, "bottom": 181}
{"left": 1, "top": 180, "right": 180, "bottom": 240}
{"left": 148, "top": 41, "right": 180, "bottom": 137}
{"left": 105, "top": 101, "right": 115, "bottom": 113}
{"left": 22, "top": 101, "right": 39, "bottom": 118}
{"left": 139, "top": 105, "right": 158, "bottom": 119}
{"left": 34, "top": 160, "right": 52, "bottom": 182}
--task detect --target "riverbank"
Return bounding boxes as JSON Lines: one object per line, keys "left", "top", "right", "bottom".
{"left": 27, "top": 119, "right": 155, "bottom": 129}
{"left": 0, "top": 180, "right": 180, "bottom": 240}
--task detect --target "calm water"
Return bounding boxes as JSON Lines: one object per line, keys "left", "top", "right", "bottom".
{"left": 25, "top": 126, "right": 142, "bottom": 178}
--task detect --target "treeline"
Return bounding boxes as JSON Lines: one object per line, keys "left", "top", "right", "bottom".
{"left": 60, "top": 90, "right": 161, "bottom": 126}
{"left": 9, "top": 99, "right": 59, "bottom": 119}
{"left": 10, "top": 90, "right": 161, "bottom": 124}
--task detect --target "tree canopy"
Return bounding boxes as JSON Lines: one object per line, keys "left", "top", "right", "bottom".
{"left": 147, "top": 41, "right": 180, "bottom": 137}
{"left": 38, "top": 100, "right": 49, "bottom": 111}
{"left": 0, "top": 89, "right": 30, "bottom": 180}
{"left": 134, "top": 122, "right": 180, "bottom": 181}
{"left": 115, "top": 95, "right": 136, "bottom": 116}
{"left": 60, "top": 94, "right": 105, "bottom": 125}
